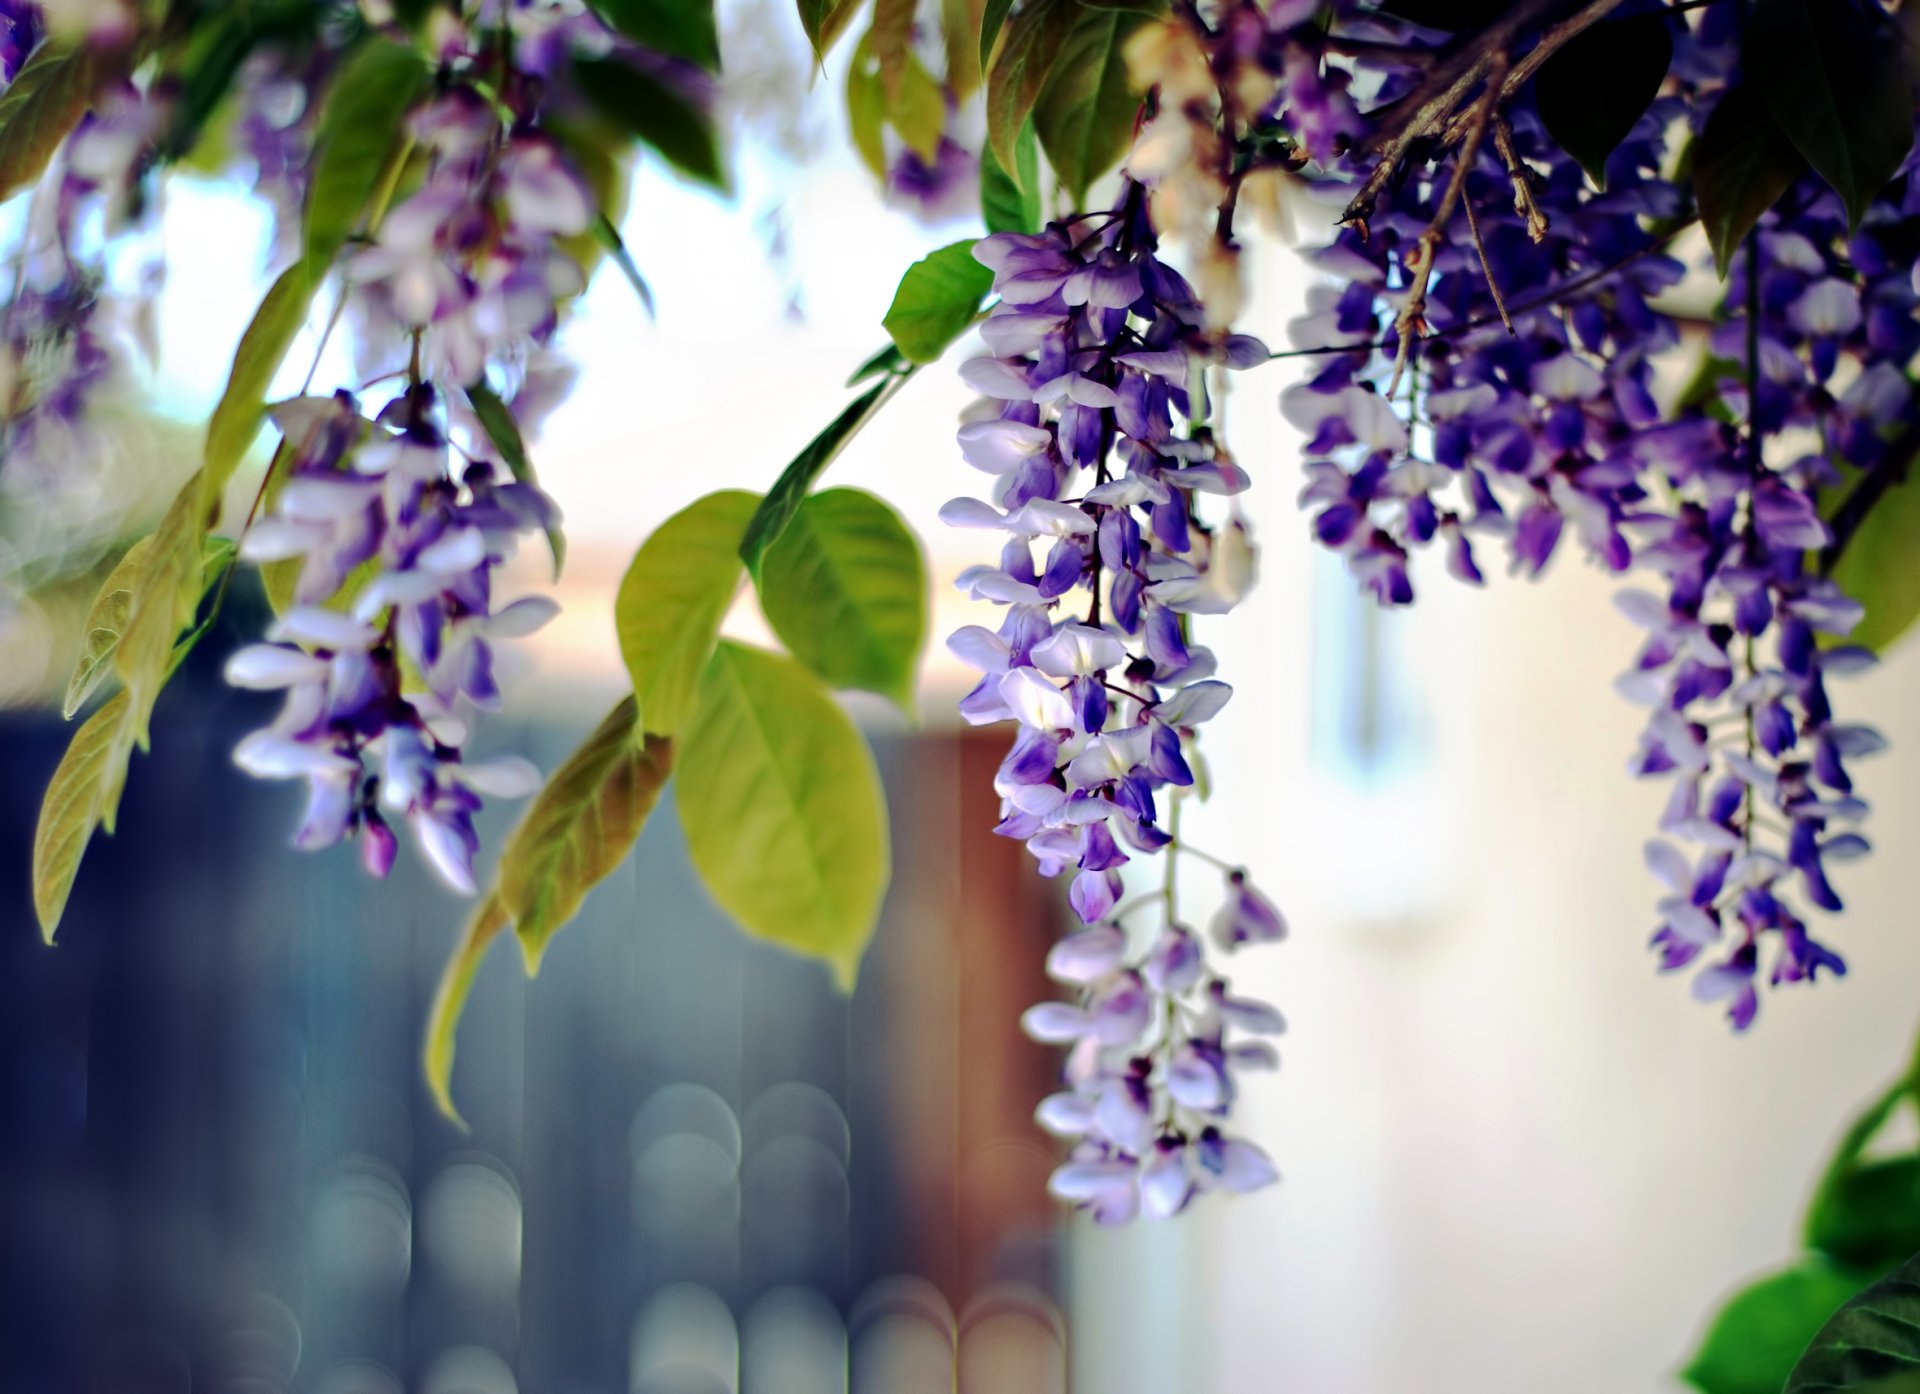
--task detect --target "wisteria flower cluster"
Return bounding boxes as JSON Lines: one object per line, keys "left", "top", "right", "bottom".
{"left": 944, "top": 184, "right": 1285, "bottom": 1220}
{"left": 227, "top": 387, "right": 557, "bottom": 892}
{"left": 1262, "top": 0, "right": 1908, "bottom": 1029}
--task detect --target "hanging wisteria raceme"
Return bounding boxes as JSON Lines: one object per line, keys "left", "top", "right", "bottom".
{"left": 224, "top": 6, "right": 635, "bottom": 887}
{"left": 1258, "top": 1, "right": 1906, "bottom": 1028}
{"left": 944, "top": 180, "right": 1286, "bottom": 1222}
{"left": 227, "top": 387, "right": 558, "bottom": 892}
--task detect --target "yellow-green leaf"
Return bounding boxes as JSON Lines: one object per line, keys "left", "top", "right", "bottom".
{"left": 423, "top": 891, "right": 510, "bottom": 1127}
{"left": 115, "top": 473, "right": 208, "bottom": 753}
{"left": 61, "top": 536, "right": 151, "bottom": 719}
{"left": 984, "top": 0, "right": 1079, "bottom": 181}
{"left": 616, "top": 489, "right": 759, "bottom": 738}
{"left": 757, "top": 488, "right": 927, "bottom": 711}
{"left": 797, "top": 0, "right": 865, "bottom": 61}
{"left": 943, "top": 0, "right": 988, "bottom": 99}
{"left": 1829, "top": 468, "right": 1920, "bottom": 652}
{"left": 0, "top": 39, "right": 98, "bottom": 204}
{"left": 676, "top": 642, "right": 889, "bottom": 989}
{"left": 500, "top": 696, "right": 674, "bottom": 972}
{"left": 201, "top": 261, "right": 317, "bottom": 524}
{"left": 305, "top": 37, "right": 430, "bottom": 267}
{"left": 882, "top": 239, "right": 993, "bottom": 364}
{"left": 33, "top": 690, "right": 131, "bottom": 942}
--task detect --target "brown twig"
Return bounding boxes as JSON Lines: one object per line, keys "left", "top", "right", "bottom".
{"left": 1463, "top": 195, "right": 1515, "bottom": 334}
{"left": 1493, "top": 116, "right": 1550, "bottom": 242}
{"left": 1438, "top": 0, "right": 1633, "bottom": 145}
{"left": 1386, "top": 55, "right": 1506, "bottom": 396}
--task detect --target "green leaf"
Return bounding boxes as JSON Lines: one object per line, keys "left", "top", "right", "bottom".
{"left": 423, "top": 891, "right": 509, "bottom": 1127}
{"left": 1693, "top": 84, "right": 1810, "bottom": 278}
{"left": 590, "top": 0, "right": 721, "bottom": 70}
{"left": 33, "top": 690, "right": 131, "bottom": 942}
{"left": 616, "top": 490, "right": 760, "bottom": 738}
{"left": 882, "top": 240, "right": 992, "bottom": 364}
{"left": 573, "top": 56, "right": 727, "bottom": 190}
{"left": 1749, "top": 0, "right": 1913, "bottom": 231}
{"left": 985, "top": 0, "right": 1081, "bottom": 181}
{"left": 115, "top": 474, "right": 209, "bottom": 754}
{"left": 982, "top": 118, "right": 1042, "bottom": 233}
{"left": 1812, "top": 1160, "right": 1920, "bottom": 1274}
{"left": 1032, "top": 5, "right": 1147, "bottom": 204}
{"left": 62, "top": 533, "right": 234, "bottom": 719}
{"left": 676, "top": 642, "right": 890, "bottom": 988}
{"left": 1535, "top": 12, "right": 1673, "bottom": 189}
{"left": 500, "top": 697, "right": 674, "bottom": 972}
{"left": 870, "top": 0, "right": 917, "bottom": 97}
{"left": 62, "top": 536, "right": 151, "bottom": 719}
{"left": 739, "top": 373, "right": 905, "bottom": 573}
{"left": 943, "top": 0, "right": 988, "bottom": 99}
{"left": 1785, "top": 1250, "right": 1920, "bottom": 1392}
{"left": 758, "top": 489, "right": 928, "bottom": 711}
{"left": 201, "top": 260, "right": 317, "bottom": 523}
{"left": 0, "top": 40, "right": 100, "bottom": 205}
{"left": 889, "top": 51, "right": 949, "bottom": 163}
{"left": 1685, "top": 1258, "right": 1880, "bottom": 1394}
{"left": 464, "top": 380, "right": 565, "bottom": 577}
{"left": 847, "top": 37, "right": 889, "bottom": 179}
{"left": 1828, "top": 463, "right": 1920, "bottom": 652}
{"left": 846, "top": 342, "right": 908, "bottom": 387}
{"left": 980, "top": 0, "right": 1015, "bottom": 69}
{"left": 304, "top": 37, "right": 430, "bottom": 269}
{"left": 796, "top": 0, "right": 865, "bottom": 62}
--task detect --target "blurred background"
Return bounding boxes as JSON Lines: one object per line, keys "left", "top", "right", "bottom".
{"left": 6, "top": 2, "right": 1920, "bottom": 1390}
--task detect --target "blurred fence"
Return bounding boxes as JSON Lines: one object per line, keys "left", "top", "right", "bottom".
{"left": 0, "top": 619, "right": 1074, "bottom": 1393}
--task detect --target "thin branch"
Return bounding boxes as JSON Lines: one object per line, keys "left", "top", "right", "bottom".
{"left": 1386, "top": 55, "right": 1504, "bottom": 396}
{"left": 1493, "top": 116, "right": 1549, "bottom": 242}
{"left": 1269, "top": 220, "right": 1691, "bottom": 362}
{"left": 1463, "top": 195, "right": 1515, "bottom": 334}
{"left": 1439, "top": 0, "right": 1633, "bottom": 145}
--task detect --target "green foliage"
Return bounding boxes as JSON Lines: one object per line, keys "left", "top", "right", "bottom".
{"left": 1826, "top": 461, "right": 1920, "bottom": 653}
{"left": 200, "top": 261, "right": 317, "bottom": 522}
{"left": 943, "top": 0, "right": 988, "bottom": 99}
{"left": 463, "top": 380, "right": 565, "bottom": 577}
{"left": 1534, "top": 12, "right": 1673, "bottom": 190}
{"left": 33, "top": 691, "right": 134, "bottom": 941}
{"left": 590, "top": 0, "right": 721, "bottom": 70}
{"left": 847, "top": 25, "right": 947, "bottom": 179}
{"left": 1032, "top": 4, "right": 1148, "bottom": 205}
{"left": 0, "top": 39, "right": 104, "bottom": 205}
{"left": 304, "top": 38, "right": 431, "bottom": 268}
{"left": 1747, "top": 0, "right": 1913, "bottom": 232}
{"left": 573, "top": 57, "right": 727, "bottom": 190}
{"left": 159, "top": 0, "right": 323, "bottom": 163}
{"left": 1690, "top": 1075, "right": 1920, "bottom": 1392}
{"left": 426, "top": 698, "right": 674, "bottom": 1121}
{"left": 62, "top": 537, "right": 152, "bottom": 719}
{"left": 676, "top": 641, "right": 889, "bottom": 989}
{"left": 758, "top": 488, "right": 927, "bottom": 711}
{"left": 739, "top": 370, "right": 908, "bottom": 573}
{"left": 883, "top": 240, "right": 993, "bottom": 364}
{"left": 985, "top": 0, "right": 1079, "bottom": 181}
{"left": 500, "top": 698, "right": 674, "bottom": 973}
{"left": 1686, "top": 1259, "right": 1881, "bottom": 1394}
{"left": 62, "top": 534, "right": 234, "bottom": 719}
{"left": 424, "top": 892, "right": 510, "bottom": 1127}
{"left": 1786, "top": 1251, "right": 1920, "bottom": 1391}
{"left": 982, "top": 118, "right": 1042, "bottom": 234}
{"left": 846, "top": 343, "right": 909, "bottom": 386}
{"left": 35, "top": 491, "right": 235, "bottom": 942}
{"left": 617, "top": 490, "right": 760, "bottom": 739}
{"left": 1806, "top": 1085, "right": 1920, "bottom": 1271}
{"left": 1693, "top": 84, "right": 1811, "bottom": 277}
{"left": 797, "top": 0, "right": 865, "bottom": 62}
{"left": 980, "top": 0, "right": 1016, "bottom": 69}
